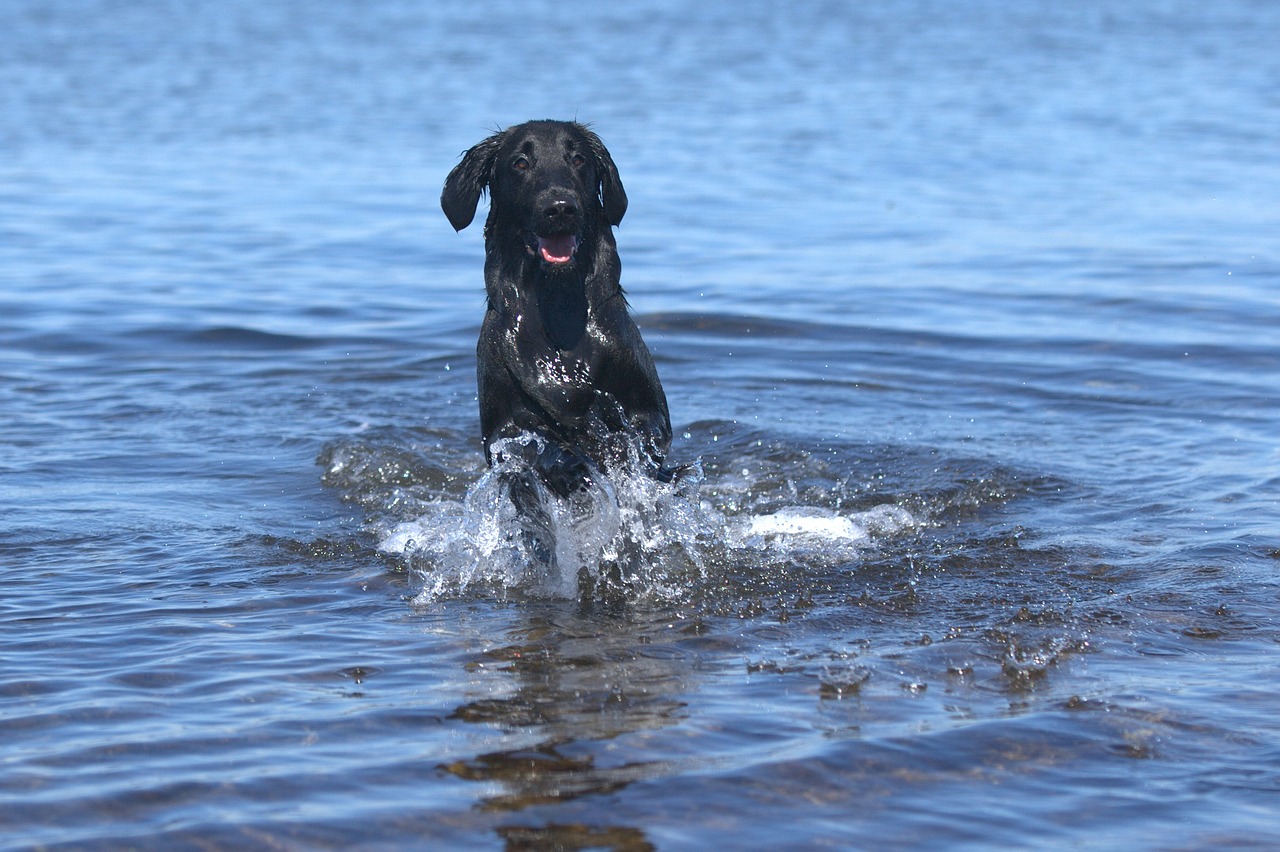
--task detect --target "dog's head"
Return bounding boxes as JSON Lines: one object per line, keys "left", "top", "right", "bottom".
{"left": 441, "top": 120, "right": 628, "bottom": 268}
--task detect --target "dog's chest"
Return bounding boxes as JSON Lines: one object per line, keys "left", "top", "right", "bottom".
{"left": 506, "top": 311, "right": 596, "bottom": 399}
{"left": 533, "top": 349, "right": 591, "bottom": 389}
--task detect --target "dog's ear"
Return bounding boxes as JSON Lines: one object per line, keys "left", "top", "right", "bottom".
{"left": 585, "top": 130, "right": 628, "bottom": 227}
{"left": 441, "top": 132, "right": 505, "bottom": 231}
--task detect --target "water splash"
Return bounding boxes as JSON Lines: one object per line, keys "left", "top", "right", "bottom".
{"left": 340, "top": 429, "right": 920, "bottom": 603}
{"left": 376, "top": 434, "right": 715, "bottom": 603}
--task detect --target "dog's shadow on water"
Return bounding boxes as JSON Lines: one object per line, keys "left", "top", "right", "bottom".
{"left": 438, "top": 603, "right": 696, "bottom": 806}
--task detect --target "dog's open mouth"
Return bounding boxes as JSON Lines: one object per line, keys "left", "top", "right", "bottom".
{"left": 531, "top": 233, "right": 579, "bottom": 266}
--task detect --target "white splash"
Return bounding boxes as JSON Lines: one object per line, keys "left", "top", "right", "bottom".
{"left": 366, "top": 433, "right": 920, "bottom": 602}
{"left": 378, "top": 434, "right": 713, "bottom": 603}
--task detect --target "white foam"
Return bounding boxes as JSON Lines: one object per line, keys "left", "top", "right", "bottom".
{"left": 744, "top": 504, "right": 915, "bottom": 541}
{"left": 746, "top": 507, "right": 870, "bottom": 541}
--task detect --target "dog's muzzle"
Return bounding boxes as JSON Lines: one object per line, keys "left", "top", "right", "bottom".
{"left": 528, "top": 195, "right": 582, "bottom": 266}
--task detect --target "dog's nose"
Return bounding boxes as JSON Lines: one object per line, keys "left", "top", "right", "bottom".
{"left": 543, "top": 198, "right": 578, "bottom": 223}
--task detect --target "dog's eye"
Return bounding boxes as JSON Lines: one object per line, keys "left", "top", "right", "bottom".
{"left": 513, "top": 156, "right": 530, "bottom": 172}
{"left": 571, "top": 154, "right": 586, "bottom": 168}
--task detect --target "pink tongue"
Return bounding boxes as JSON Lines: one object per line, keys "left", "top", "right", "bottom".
{"left": 538, "top": 234, "right": 578, "bottom": 264}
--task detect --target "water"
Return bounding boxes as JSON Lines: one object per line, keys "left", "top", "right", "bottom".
{"left": 3, "top": 0, "right": 1279, "bottom": 847}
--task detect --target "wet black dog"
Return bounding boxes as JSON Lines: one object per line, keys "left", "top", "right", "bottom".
{"left": 442, "top": 120, "right": 672, "bottom": 497}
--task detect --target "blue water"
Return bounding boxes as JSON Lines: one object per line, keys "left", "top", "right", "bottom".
{"left": 3, "top": 0, "right": 1280, "bottom": 847}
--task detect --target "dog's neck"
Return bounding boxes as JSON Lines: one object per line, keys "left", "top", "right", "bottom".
{"left": 483, "top": 219, "right": 623, "bottom": 351}
{"left": 532, "top": 265, "right": 588, "bottom": 351}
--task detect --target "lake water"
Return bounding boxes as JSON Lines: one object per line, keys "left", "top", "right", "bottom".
{"left": 3, "top": 0, "right": 1279, "bottom": 848}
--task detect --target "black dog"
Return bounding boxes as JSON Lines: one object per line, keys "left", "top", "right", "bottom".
{"left": 441, "top": 120, "right": 672, "bottom": 496}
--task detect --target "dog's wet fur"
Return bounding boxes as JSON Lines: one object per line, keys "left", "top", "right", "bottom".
{"left": 442, "top": 120, "right": 672, "bottom": 502}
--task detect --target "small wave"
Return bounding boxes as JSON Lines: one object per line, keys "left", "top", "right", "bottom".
{"left": 183, "top": 326, "right": 325, "bottom": 350}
